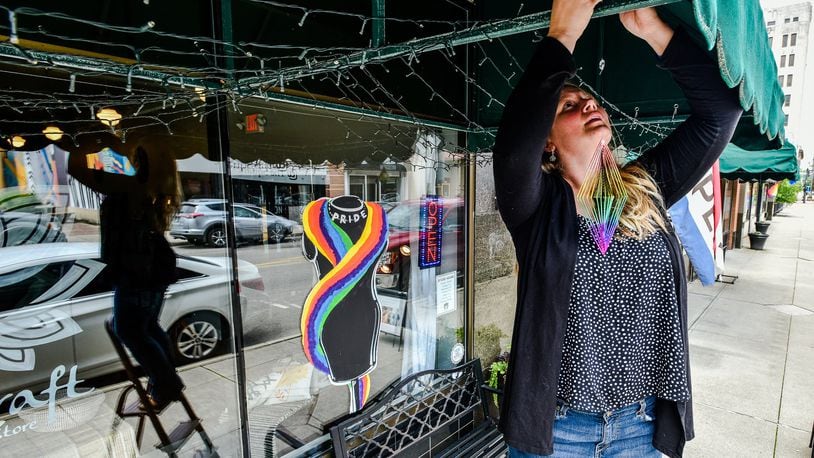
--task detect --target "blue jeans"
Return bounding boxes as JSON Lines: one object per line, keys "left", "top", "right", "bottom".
{"left": 113, "top": 287, "right": 184, "bottom": 404}
{"left": 508, "top": 397, "right": 661, "bottom": 457}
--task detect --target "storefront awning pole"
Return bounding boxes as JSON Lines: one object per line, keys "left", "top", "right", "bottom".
{"left": 372, "top": 0, "right": 386, "bottom": 47}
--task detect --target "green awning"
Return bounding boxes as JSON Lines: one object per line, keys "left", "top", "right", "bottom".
{"left": 691, "top": 0, "right": 785, "bottom": 143}
{"left": 719, "top": 141, "right": 799, "bottom": 181}
{"left": 478, "top": 0, "right": 785, "bottom": 151}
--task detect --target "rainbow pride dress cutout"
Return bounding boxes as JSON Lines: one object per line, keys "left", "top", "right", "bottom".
{"left": 575, "top": 140, "right": 628, "bottom": 254}
{"left": 301, "top": 196, "right": 388, "bottom": 412}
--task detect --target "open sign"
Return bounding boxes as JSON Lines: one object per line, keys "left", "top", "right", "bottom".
{"left": 419, "top": 195, "right": 443, "bottom": 269}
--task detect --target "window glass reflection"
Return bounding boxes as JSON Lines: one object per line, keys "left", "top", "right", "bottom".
{"left": 226, "top": 100, "right": 467, "bottom": 455}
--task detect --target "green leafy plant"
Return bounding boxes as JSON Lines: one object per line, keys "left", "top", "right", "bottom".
{"left": 776, "top": 179, "right": 802, "bottom": 204}
{"left": 487, "top": 359, "right": 508, "bottom": 405}
{"left": 455, "top": 327, "right": 464, "bottom": 344}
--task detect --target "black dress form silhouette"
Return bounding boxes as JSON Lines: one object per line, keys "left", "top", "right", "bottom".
{"left": 302, "top": 195, "right": 385, "bottom": 383}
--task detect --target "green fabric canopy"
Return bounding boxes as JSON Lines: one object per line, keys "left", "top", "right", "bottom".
{"left": 477, "top": 0, "right": 785, "bottom": 151}
{"left": 691, "top": 0, "right": 785, "bottom": 143}
{"left": 719, "top": 140, "right": 799, "bottom": 181}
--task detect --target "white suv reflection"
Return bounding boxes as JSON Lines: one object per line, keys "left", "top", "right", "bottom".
{"left": 0, "top": 242, "right": 263, "bottom": 394}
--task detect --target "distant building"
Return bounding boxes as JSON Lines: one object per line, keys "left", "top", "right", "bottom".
{"left": 765, "top": 2, "right": 812, "bottom": 163}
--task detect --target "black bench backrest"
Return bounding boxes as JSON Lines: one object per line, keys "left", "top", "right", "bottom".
{"left": 330, "top": 359, "right": 487, "bottom": 457}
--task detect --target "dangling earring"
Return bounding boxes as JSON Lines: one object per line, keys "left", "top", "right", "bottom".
{"left": 548, "top": 147, "right": 557, "bottom": 162}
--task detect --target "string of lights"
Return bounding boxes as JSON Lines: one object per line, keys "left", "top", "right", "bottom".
{"left": 0, "top": 1, "right": 691, "bottom": 171}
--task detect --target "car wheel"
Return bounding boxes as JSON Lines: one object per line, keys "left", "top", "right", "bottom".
{"left": 170, "top": 312, "right": 227, "bottom": 365}
{"left": 268, "top": 223, "right": 287, "bottom": 243}
{"left": 205, "top": 225, "right": 227, "bottom": 247}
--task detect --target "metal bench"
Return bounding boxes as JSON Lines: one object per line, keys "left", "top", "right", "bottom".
{"left": 329, "top": 358, "right": 505, "bottom": 457}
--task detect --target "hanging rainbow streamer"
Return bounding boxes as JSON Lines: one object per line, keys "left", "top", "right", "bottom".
{"left": 575, "top": 141, "right": 628, "bottom": 254}
{"left": 300, "top": 198, "right": 388, "bottom": 379}
{"left": 356, "top": 374, "right": 371, "bottom": 410}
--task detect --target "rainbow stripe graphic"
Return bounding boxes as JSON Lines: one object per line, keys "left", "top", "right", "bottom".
{"left": 576, "top": 141, "right": 628, "bottom": 254}
{"left": 356, "top": 374, "right": 371, "bottom": 410}
{"left": 301, "top": 198, "right": 387, "bottom": 409}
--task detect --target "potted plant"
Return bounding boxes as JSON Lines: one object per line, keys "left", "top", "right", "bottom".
{"left": 749, "top": 231, "right": 769, "bottom": 250}
{"left": 485, "top": 351, "right": 509, "bottom": 417}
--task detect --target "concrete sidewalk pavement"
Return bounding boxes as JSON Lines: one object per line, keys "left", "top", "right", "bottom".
{"left": 684, "top": 202, "right": 814, "bottom": 457}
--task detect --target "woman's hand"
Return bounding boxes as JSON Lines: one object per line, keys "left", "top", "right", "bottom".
{"left": 547, "top": 0, "right": 603, "bottom": 53}
{"left": 619, "top": 7, "right": 674, "bottom": 56}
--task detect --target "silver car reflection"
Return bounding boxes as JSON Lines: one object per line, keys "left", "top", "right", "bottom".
{"left": 170, "top": 199, "right": 296, "bottom": 247}
{"left": 0, "top": 242, "right": 264, "bottom": 393}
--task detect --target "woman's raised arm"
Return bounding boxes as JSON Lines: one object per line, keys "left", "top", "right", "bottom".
{"left": 68, "top": 146, "right": 148, "bottom": 195}
{"left": 492, "top": 0, "right": 600, "bottom": 230}
{"left": 626, "top": 10, "right": 742, "bottom": 207}
{"left": 638, "top": 30, "right": 743, "bottom": 208}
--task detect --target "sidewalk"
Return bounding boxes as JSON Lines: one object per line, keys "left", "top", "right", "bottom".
{"left": 684, "top": 202, "right": 814, "bottom": 457}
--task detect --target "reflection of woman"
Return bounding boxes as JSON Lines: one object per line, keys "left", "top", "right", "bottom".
{"left": 69, "top": 145, "right": 184, "bottom": 410}
{"left": 493, "top": 2, "right": 741, "bottom": 457}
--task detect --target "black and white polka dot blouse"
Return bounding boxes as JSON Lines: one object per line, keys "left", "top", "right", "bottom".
{"left": 556, "top": 214, "right": 690, "bottom": 412}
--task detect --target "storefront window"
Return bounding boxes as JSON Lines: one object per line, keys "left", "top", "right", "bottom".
{"left": 226, "top": 100, "right": 467, "bottom": 454}
{"left": 0, "top": 69, "right": 246, "bottom": 455}
{"left": 0, "top": 1, "right": 476, "bottom": 455}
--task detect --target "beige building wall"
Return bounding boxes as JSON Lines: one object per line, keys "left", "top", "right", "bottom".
{"left": 473, "top": 153, "right": 517, "bottom": 365}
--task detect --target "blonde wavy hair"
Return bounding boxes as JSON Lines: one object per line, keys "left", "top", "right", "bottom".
{"left": 542, "top": 151, "right": 669, "bottom": 240}
{"left": 545, "top": 83, "right": 670, "bottom": 240}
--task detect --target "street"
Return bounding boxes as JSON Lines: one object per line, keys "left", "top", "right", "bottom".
{"left": 175, "top": 236, "right": 313, "bottom": 347}
{"left": 66, "top": 220, "right": 315, "bottom": 348}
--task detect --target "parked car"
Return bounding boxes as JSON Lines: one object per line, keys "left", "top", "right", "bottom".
{"left": 0, "top": 242, "right": 264, "bottom": 393}
{"left": 170, "top": 198, "right": 296, "bottom": 247}
{"left": 1, "top": 209, "right": 67, "bottom": 247}
{"left": 376, "top": 198, "right": 464, "bottom": 294}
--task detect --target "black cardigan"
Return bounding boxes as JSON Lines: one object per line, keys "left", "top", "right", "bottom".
{"left": 492, "top": 29, "right": 742, "bottom": 457}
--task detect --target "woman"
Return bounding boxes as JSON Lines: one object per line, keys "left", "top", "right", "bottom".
{"left": 69, "top": 144, "right": 184, "bottom": 411}
{"left": 492, "top": 1, "right": 741, "bottom": 457}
